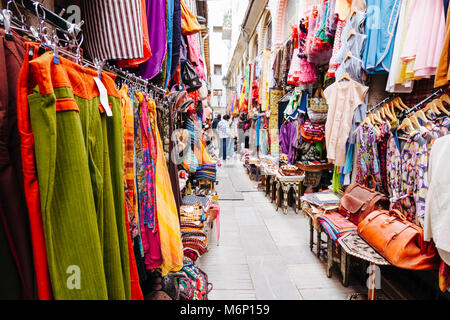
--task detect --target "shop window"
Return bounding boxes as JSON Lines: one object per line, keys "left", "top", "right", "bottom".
{"left": 265, "top": 21, "right": 272, "bottom": 50}
{"left": 214, "top": 64, "right": 222, "bottom": 75}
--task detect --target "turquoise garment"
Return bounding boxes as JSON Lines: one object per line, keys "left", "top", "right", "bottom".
{"left": 255, "top": 116, "right": 261, "bottom": 147}
{"left": 164, "top": 0, "right": 174, "bottom": 89}
{"left": 363, "top": 0, "right": 401, "bottom": 73}
{"left": 343, "top": 143, "right": 354, "bottom": 175}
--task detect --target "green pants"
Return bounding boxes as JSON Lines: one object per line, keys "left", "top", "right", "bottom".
{"left": 27, "top": 75, "right": 131, "bottom": 299}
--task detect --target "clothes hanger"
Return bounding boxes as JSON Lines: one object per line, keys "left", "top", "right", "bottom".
{"left": 378, "top": 107, "right": 386, "bottom": 121}
{"left": 337, "top": 72, "right": 351, "bottom": 82}
{"left": 409, "top": 113, "right": 421, "bottom": 130}
{"left": 391, "top": 98, "right": 406, "bottom": 111}
{"left": 433, "top": 98, "right": 450, "bottom": 115}
{"left": 424, "top": 100, "right": 440, "bottom": 115}
{"left": 415, "top": 110, "right": 429, "bottom": 124}
{"left": 395, "top": 97, "right": 409, "bottom": 110}
{"left": 382, "top": 104, "right": 395, "bottom": 121}
{"left": 347, "top": 29, "right": 356, "bottom": 41}
{"left": 398, "top": 117, "right": 414, "bottom": 132}
{"left": 344, "top": 51, "right": 352, "bottom": 62}
{"left": 373, "top": 110, "right": 382, "bottom": 124}
{"left": 440, "top": 93, "right": 450, "bottom": 104}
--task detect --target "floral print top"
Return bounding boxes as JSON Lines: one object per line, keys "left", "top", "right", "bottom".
{"left": 355, "top": 124, "right": 382, "bottom": 188}
{"left": 388, "top": 130, "right": 431, "bottom": 226}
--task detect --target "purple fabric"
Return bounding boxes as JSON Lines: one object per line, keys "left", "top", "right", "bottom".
{"left": 138, "top": 0, "right": 167, "bottom": 80}
{"left": 279, "top": 121, "right": 298, "bottom": 164}
{"left": 171, "top": 0, "right": 182, "bottom": 78}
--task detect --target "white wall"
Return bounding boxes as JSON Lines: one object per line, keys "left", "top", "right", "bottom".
{"left": 208, "top": 0, "right": 237, "bottom": 110}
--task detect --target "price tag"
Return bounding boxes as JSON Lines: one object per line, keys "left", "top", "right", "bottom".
{"left": 93, "top": 77, "right": 113, "bottom": 117}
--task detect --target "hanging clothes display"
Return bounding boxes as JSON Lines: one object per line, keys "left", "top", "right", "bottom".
{"left": 0, "top": 29, "right": 37, "bottom": 300}
{"left": 324, "top": 78, "right": 369, "bottom": 166}
{"left": 117, "top": 0, "right": 153, "bottom": 68}
{"left": 385, "top": 0, "right": 414, "bottom": 93}
{"left": 435, "top": 4, "right": 450, "bottom": 88}
{"left": 138, "top": 0, "right": 167, "bottom": 80}
{"left": 400, "top": 0, "right": 446, "bottom": 79}
{"left": 362, "top": 0, "right": 401, "bottom": 73}
{"left": 82, "top": 0, "right": 145, "bottom": 61}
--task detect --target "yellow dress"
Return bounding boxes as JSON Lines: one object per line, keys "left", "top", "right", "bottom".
{"left": 149, "top": 97, "right": 183, "bottom": 275}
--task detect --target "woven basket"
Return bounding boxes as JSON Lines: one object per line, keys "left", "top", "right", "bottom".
{"left": 297, "top": 162, "right": 334, "bottom": 172}
{"left": 309, "top": 88, "right": 328, "bottom": 113}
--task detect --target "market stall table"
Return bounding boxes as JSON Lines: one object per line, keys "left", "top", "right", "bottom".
{"left": 337, "top": 232, "right": 391, "bottom": 300}
{"left": 274, "top": 172, "right": 305, "bottom": 215}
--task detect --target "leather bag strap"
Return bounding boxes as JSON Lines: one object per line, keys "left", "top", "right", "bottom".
{"left": 364, "top": 174, "right": 376, "bottom": 190}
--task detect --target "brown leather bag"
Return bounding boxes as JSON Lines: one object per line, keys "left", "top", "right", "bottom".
{"left": 358, "top": 210, "right": 439, "bottom": 270}
{"left": 339, "top": 175, "right": 389, "bottom": 225}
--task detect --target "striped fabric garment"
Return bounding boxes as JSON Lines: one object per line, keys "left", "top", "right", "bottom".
{"left": 82, "top": 0, "right": 144, "bottom": 60}
{"left": 318, "top": 212, "right": 357, "bottom": 243}
{"left": 194, "top": 164, "right": 217, "bottom": 182}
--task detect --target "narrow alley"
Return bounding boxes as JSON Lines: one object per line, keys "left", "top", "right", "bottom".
{"left": 197, "top": 160, "right": 365, "bottom": 300}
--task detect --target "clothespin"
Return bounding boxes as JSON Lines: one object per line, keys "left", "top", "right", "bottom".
{"left": 1, "top": 9, "right": 14, "bottom": 41}
{"left": 52, "top": 33, "right": 60, "bottom": 65}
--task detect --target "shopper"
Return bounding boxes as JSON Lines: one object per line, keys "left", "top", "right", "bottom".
{"left": 227, "top": 115, "right": 238, "bottom": 159}
{"left": 217, "top": 114, "right": 232, "bottom": 161}
{"left": 212, "top": 114, "right": 221, "bottom": 129}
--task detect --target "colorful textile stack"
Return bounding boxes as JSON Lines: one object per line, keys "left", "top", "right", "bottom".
{"left": 180, "top": 205, "right": 208, "bottom": 261}
{"left": 317, "top": 211, "right": 357, "bottom": 243}
{"left": 194, "top": 164, "right": 217, "bottom": 181}
{"left": 173, "top": 258, "right": 211, "bottom": 300}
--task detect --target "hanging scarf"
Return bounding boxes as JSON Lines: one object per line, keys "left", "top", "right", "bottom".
{"left": 139, "top": 93, "right": 158, "bottom": 230}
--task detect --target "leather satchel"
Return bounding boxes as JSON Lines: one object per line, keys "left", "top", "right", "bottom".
{"left": 358, "top": 210, "right": 439, "bottom": 270}
{"left": 339, "top": 175, "right": 389, "bottom": 225}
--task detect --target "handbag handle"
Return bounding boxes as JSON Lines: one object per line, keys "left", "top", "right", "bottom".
{"left": 388, "top": 209, "right": 408, "bottom": 222}
{"left": 313, "top": 88, "right": 325, "bottom": 99}
{"left": 364, "top": 174, "right": 376, "bottom": 191}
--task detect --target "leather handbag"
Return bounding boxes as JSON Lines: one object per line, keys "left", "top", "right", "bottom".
{"left": 358, "top": 210, "right": 439, "bottom": 270}
{"left": 339, "top": 175, "right": 389, "bottom": 225}
{"left": 181, "top": 60, "right": 202, "bottom": 93}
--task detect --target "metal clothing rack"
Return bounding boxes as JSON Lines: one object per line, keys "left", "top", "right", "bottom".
{"left": 17, "top": 0, "right": 82, "bottom": 36}
{"left": 105, "top": 64, "right": 166, "bottom": 95}
{"left": 366, "top": 95, "right": 393, "bottom": 114}
{"left": 6, "top": 0, "right": 167, "bottom": 95}
{"left": 403, "top": 88, "right": 445, "bottom": 116}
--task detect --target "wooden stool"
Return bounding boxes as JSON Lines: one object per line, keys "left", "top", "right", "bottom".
{"left": 199, "top": 179, "right": 214, "bottom": 191}
{"left": 274, "top": 173, "right": 304, "bottom": 215}
{"left": 302, "top": 206, "right": 327, "bottom": 258}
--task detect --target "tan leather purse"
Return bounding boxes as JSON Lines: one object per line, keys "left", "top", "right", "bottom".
{"left": 339, "top": 175, "right": 389, "bottom": 225}
{"left": 358, "top": 210, "right": 439, "bottom": 270}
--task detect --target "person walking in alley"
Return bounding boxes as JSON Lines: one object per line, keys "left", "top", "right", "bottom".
{"left": 217, "top": 114, "right": 232, "bottom": 161}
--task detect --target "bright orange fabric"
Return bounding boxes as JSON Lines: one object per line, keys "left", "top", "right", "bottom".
{"left": 435, "top": 5, "right": 450, "bottom": 88}
{"left": 16, "top": 43, "right": 53, "bottom": 300}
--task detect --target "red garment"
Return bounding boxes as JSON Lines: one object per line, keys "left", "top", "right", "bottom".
{"left": 16, "top": 43, "right": 53, "bottom": 300}
{"left": 251, "top": 80, "right": 259, "bottom": 105}
{"left": 124, "top": 205, "right": 143, "bottom": 300}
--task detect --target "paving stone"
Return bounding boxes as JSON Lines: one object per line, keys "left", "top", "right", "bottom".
{"left": 247, "top": 256, "right": 303, "bottom": 300}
